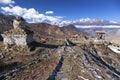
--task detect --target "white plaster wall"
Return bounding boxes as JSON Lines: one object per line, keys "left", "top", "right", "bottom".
{"left": 12, "top": 34, "right": 34, "bottom": 45}
{"left": 3, "top": 37, "right": 14, "bottom": 45}
{"left": 2, "top": 34, "right": 34, "bottom": 46}
{"left": 13, "top": 35, "right": 27, "bottom": 45}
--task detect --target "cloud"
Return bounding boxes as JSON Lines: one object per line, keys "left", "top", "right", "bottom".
{"left": 1, "top": 0, "right": 120, "bottom": 28}
{"left": 45, "top": 11, "right": 54, "bottom": 14}
{"left": 1, "top": 6, "right": 27, "bottom": 16}
{"left": 1, "top": 4, "right": 67, "bottom": 26}
{"left": 1, "top": 5, "right": 63, "bottom": 24}
{"left": 0, "top": 0, "right": 15, "bottom": 4}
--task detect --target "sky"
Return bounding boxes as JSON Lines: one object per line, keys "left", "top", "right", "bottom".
{"left": 0, "top": 0, "right": 120, "bottom": 27}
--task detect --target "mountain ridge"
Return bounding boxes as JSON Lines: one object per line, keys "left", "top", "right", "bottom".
{"left": 0, "top": 13, "right": 86, "bottom": 40}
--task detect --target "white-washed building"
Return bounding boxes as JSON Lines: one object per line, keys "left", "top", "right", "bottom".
{"left": 1, "top": 17, "right": 34, "bottom": 46}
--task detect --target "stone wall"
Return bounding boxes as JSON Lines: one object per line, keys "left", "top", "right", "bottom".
{"left": 12, "top": 35, "right": 27, "bottom": 45}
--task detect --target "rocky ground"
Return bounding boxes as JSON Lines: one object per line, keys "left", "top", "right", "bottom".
{"left": 0, "top": 12, "right": 120, "bottom": 80}
{"left": 106, "top": 37, "right": 120, "bottom": 45}
{"left": 0, "top": 39, "right": 120, "bottom": 80}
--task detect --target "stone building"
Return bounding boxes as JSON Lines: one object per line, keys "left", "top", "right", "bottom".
{"left": 93, "top": 30, "right": 106, "bottom": 44}
{"left": 96, "top": 30, "right": 106, "bottom": 40}
{"left": 70, "top": 34, "right": 78, "bottom": 41}
{"left": 1, "top": 17, "right": 34, "bottom": 46}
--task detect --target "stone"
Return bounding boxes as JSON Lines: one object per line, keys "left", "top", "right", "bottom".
{"left": 0, "top": 53, "right": 4, "bottom": 59}
{"left": 62, "top": 78, "right": 68, "bottom": 80}
{"left": 13, "top": 16, "right": 26, "bottom": 29}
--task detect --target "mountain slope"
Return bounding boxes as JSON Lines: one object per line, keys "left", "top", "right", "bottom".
{"left": 0, "top": 13, "right": 15, "bottom": 33}
{"left": 61, "top": 24, "right": 81, "bottom": 36}
{"left": 0, "top": 13, "right": 15, "bottom": 40}
{"left": 0, "top": 13, "right": 120, "bottom": 80}
{"left": 0, "top": 13, "right": 84, "bottom": 41}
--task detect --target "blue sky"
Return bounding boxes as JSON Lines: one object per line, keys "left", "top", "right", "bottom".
{"left": 0, "top": 0, "right": 120, "bottom": 21}
{"left": 13, "top": 0, "right": 120, "bottom": 21}
{"left": 0, "top": 0, "right": 120, "bottom": 27}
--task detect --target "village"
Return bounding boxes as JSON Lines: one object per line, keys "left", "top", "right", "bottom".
{"left": 0, "top": 17, "right": 120, "bottom": 80}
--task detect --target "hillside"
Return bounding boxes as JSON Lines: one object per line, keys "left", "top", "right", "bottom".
{"left": 0, "top": 13, "right": 15, "bottom": 41}
{"left": 0, "top": 13, "right": 85, "bottom": 40}
{"left": 61, "top": 25, "right": 81, "bottom": 36}
{"left": 0, "top": 13, "right": 120, "bottom": 80}
{"left": 28, "top": 23, "right": 65, "bottom": 38}
{"left": 27, "top": 23, "right": 86, "bottom": 44}
{"left": 0, "top": 13, "right": 15, "bottom": 33}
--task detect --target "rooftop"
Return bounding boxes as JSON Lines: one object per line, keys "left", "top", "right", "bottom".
{"left": 96, "top": 30, "right": 106, "bottom": 34}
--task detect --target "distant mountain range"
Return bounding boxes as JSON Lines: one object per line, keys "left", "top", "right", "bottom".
{"left": 44, "top": 18, "right": 120, "bottom": 28}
